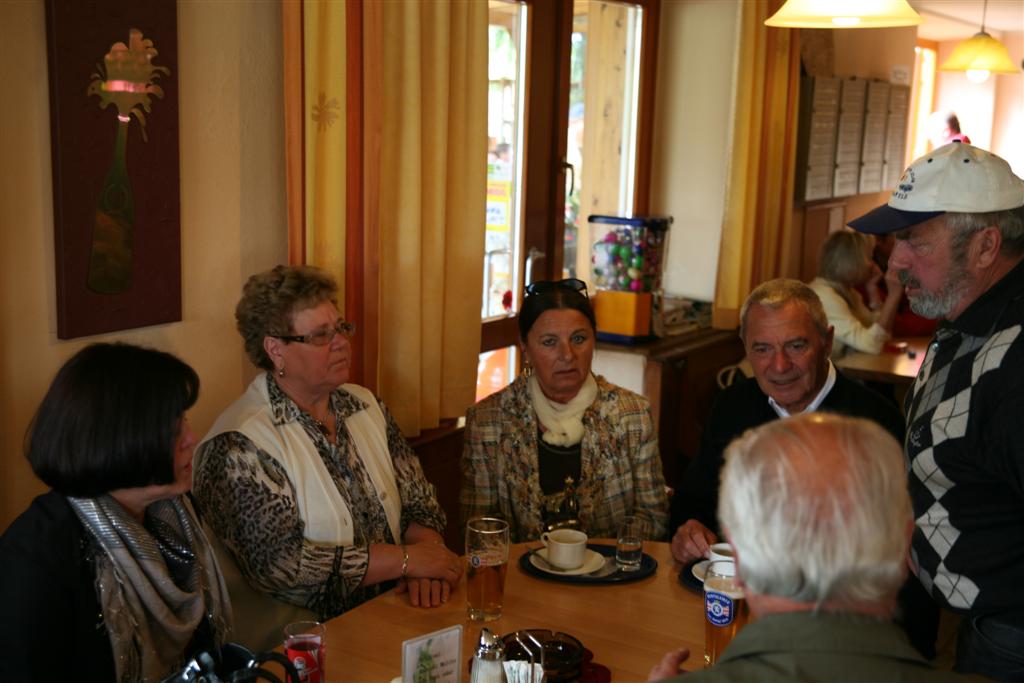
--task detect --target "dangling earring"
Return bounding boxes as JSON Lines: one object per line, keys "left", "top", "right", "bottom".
{"left": 277, "top": 366, "right": 285, "bottom": 378}
{"left": 522, "top": 360, "right": 532, "bottom": 377}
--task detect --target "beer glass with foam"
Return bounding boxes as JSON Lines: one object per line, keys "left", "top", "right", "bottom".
{"left": 703, "top": 560, "right": 749, "bottom": 667}
{"left": 465, "top": 517, "right": 510, "bottom": 621}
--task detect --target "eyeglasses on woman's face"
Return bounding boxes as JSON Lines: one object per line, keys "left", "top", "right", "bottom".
{"left": 525, "top": 278, "right": 588, "bottom": 298}
{"left": 273, "top": 319, "right": 356, "bottom": 346}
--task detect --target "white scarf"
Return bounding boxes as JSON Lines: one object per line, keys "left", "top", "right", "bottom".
{"left": 528, "top": 373, "right": 599, "bottom": 446}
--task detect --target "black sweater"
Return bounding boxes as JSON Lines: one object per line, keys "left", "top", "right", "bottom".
{"left": 0, "top": 491, "right": 116, "bottom": 682}
{"left": 670, "top": 371, "right": 905, "bottom": 534}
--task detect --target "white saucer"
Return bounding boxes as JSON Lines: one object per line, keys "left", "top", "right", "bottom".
{"left": 691, "top": 559, "right": 710, "bottom": 582}
{"left": 530, "top": 548, "right": 605, "bottom": 576}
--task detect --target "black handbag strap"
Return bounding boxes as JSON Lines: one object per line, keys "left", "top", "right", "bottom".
{"left": 161, "top": 644, "right": 302, "bottom": 683}
{"left": 251, "top": 651, "right": 301, "bottom": 683}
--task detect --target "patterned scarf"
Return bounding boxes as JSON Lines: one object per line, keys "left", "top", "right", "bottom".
{"left": 528, "top": 372, "right": 598, "bottom": 446}
{"left": 67, "top": 495, "right": 232, "bottom": 682}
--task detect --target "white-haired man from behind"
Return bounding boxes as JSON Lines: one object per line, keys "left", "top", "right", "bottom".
{"left": 648, "top": 414, "right": 989, "bottom": 683}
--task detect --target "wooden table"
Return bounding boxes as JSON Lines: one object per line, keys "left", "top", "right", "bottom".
{"left": 321, "top": 541, "right": 703, "bottom": 682}
{"left": 836, "top": 336, "right": 930, "bottom": 386}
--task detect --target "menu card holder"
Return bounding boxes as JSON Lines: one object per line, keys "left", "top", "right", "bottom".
{"left": 402, "top": 624, "right": 463, "bottom": 683}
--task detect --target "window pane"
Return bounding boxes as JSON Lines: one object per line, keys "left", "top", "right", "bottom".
{"left": 476, "top": 346, "right": 517, "bottom": 402}
{"left": 909, "top": 45, "right": 937, "bottom": 160}
{"left": 484, "top": 2, "right": 527, "bottom": 320}
{"left": 564, "top": 1, "right": 644, "bottom": 281}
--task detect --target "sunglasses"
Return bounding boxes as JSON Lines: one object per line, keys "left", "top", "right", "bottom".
{"left": 524, "top": 278, "right": 588, "bottom": 298}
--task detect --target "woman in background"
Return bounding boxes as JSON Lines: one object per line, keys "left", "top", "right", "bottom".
{"left": 0, "top": 343, "right": 231, "bottom": 682}
{"left": 863, "top": 233, "right": 937, "bottom": 338}
{"left": 194, "top": 265, "right": 459, "bottom": 651}
{"left": 810, "top": 230, "right": 904, "bottom": 357}
{"left": 461, "top": 278, "right": 668, "bottom": 543}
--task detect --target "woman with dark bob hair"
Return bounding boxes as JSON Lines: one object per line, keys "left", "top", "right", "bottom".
{"left": 460, "top": 279, "right": 668, "bottom": 543}
{"left": 0, "top": 343, "right": 232, "bottom": 682}
{"left": 193, "top": 265, "right": 460, "bottom": 650}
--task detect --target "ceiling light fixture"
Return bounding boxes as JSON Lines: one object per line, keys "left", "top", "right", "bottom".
{"left": 939, "top": 0, "right": 1021, "bottom": 85}
{"left": 765, "top": 0, "right": 923, "bottom": 29}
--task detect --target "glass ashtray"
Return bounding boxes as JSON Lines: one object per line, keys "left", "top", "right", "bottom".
{"left": 501, "top": 629, "right": 584, "bottom": 682}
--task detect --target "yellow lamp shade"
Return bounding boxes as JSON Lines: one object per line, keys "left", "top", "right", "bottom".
{"left": 940, "top": 31, "right": 1021, "bottom": 75}
{"left": 765, "top": 0, "right": 923, "bottom": 28}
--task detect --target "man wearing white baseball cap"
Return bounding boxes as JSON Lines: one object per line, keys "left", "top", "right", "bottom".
{"left": 849, "top": 142, "right": 1024, "bottom": 681}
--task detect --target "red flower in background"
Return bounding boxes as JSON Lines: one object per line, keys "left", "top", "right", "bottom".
{"left": 502, "top": 290, "right": 513, "bottom": 311}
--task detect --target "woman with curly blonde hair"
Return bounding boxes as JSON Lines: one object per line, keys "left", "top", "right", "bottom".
{"left": 194, "top": 265, "right": 460, "bottom": 650}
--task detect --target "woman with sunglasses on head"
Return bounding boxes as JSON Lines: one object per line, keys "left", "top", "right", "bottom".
{"left": 192, "top": 265, "right": 460, "bottom": 651}
{"left": 461, "top": 278, "right": 669, "bottom": 543}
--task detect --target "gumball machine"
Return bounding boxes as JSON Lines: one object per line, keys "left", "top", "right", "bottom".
{"left": 588, "top": 215, "right": 672, "bottom": 343}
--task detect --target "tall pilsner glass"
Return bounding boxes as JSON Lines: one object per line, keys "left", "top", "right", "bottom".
{"left": 703, "top": 560, "right": 749, "bottom": 667}
{"left": 465, "top": 517, "right": 510, "bottom": 621}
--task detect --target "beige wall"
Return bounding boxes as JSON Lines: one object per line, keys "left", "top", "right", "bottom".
{"left": 651, "top": 0, "right": 740, "bottom": 302}
{"left": 0, "top": 0, "right": 287, "bottom": 530}
{"left": 931, "top": 29, "right": 1023, "bottom": 173}
{"left": 833, "top": 26, "right": 918, "bottom": 80}
{"left": 990, "top": 31, "right": 1024, "bottom": 176}
{"left": 651, "top": 9, "right": 919, "bottom": 303}
{"left": 934, "top": 39, "right": 999, "bottom": 152}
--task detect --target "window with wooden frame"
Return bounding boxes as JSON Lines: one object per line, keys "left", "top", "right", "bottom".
{"left": 477, "top": 0, "right": 661, "bottom": 401}
{"left": 908, "top": 38, "right": 938, "bottom": 162}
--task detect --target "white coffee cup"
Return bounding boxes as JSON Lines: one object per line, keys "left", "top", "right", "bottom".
{"left": 708, "top": 542, "right": 735, "bottom": 564}
{"left": 540, "top": 529, "right": 588, "bottom": 569}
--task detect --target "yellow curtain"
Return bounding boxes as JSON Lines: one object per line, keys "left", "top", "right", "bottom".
{"left": 282, "top": 0, "right": 348, "bottom": 294}
{"left": 713, "top": 0, "right": 801, "bottom": 328}
{"left": 283, "top": 1, "right": 305, "bottom": 266}
{"left": 302, "top": 2, "right": 347, "bottom": 292}
{"left": 364, "top": 0, "right": 487, "bottom": 435}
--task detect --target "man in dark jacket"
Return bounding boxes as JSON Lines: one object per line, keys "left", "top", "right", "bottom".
{"left": 670, "top": 278, "right": 903, "bottom": 563}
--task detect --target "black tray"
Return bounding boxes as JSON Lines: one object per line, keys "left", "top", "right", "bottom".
{"left": 518, "top": 543, "right": 657, "bottom": 584}
{"left": 677, "top": 559, "right": 706, "bottom": 594}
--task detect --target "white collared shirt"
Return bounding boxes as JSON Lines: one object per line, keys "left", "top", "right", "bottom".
{"left": 768, "top": 361, "right": 837, "bottom": 418}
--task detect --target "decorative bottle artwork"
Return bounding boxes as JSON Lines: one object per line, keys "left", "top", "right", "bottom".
{"left": 86, "top": 29, "right": 169, "bottom": 293}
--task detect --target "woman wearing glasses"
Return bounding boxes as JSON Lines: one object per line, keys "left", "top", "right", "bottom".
{"left": 193, "top": 265, "right": 460, "bottom": 651}
{"left": 461, "top": 278, "right": 669, "bottom": 543}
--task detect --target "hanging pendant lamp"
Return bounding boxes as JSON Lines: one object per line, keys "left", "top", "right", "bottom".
{"left": 939, "top": 0, "right": 1020, "bottom": 84}
{"left": 765, "top": 0, "right": 923, "bottom": 28}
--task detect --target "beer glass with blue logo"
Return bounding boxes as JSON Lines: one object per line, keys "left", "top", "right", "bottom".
{"left": 465, "top": 517, "right": 510, "bottom": 621}
{"left": 703, "top": 560, "right": 749, "bottom": 667}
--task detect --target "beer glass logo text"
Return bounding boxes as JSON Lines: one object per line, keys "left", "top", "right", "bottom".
{"left": 705, "top": 591, "right": 736, "bottom": 627}
{"left": 471, "top": 551, "right": 503, "bottom": 567}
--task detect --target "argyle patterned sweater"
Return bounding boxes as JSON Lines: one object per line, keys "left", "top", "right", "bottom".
{"left": 905, "top": 258, "right": 1024, "bottom": 614}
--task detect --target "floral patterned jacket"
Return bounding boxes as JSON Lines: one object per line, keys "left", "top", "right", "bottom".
{"left": 460, "top": 373, "right": 668, "bottom": 543}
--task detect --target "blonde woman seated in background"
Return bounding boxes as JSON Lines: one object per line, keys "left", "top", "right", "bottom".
{"left": 809, "top": 230, "right": 904, "bottom": 358}
{"left": 461, "top": 278, "right": 669, "bottom": 543}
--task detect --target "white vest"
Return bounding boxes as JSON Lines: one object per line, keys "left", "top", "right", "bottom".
{"left": 196, "top": 375, "right": 403, "bottom": 650}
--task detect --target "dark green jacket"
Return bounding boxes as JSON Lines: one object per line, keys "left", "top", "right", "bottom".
{"left": 664, "top": 611, "right": 989, "bottom": 683}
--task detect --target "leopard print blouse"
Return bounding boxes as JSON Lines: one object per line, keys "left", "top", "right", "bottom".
{"left": 193, "top": 376, "right": 446, "bottom": 620}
